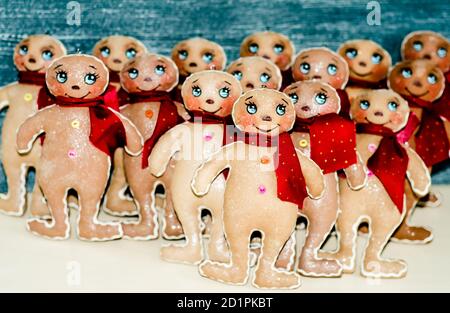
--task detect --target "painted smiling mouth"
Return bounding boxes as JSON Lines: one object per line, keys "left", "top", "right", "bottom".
{"left": 254, "top": 124, "right": 280, "bottom": 133}
{"left": 405, "top": 87, "right": 429, "bottom": 98}
{"left": 351, "top": 69, "right": 372, "bottom": 77}
{"left": 365, "top": 116, "right": 388, "bottom": 126}
{"left": 200, "top": 106, "right": 222, "bottom": 114}
{"left": 65, "top": 91, "right": 91, "bottom": 99}
{"left": 24, "top": 65, "right": 44, "bottom": 72}
{"left": 137, "top": 84, "right": 160, "bottom": 92}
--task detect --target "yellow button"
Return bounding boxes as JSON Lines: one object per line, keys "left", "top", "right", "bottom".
{"left": 71, "top": 119, "right": 80, "bottom": 129}
{"left": 24, "top": 93, "right": 33, "bottom": 102}
{"left": 299, "top": 139, "right": 308, "bottom": 148}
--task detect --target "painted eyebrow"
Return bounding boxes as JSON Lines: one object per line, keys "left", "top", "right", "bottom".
{"left": 54, "top": 64, "right": 63, "bottom": 69}
{"left": 281, "top": 98, "right": 289, "bottom": 105}
{"left": 264, "top": 67, "right": 272, "bottom": 73}
{"left": 224, "top": 81, "right": 232, "bottom": 85}
{"left": 319, "top": 88, "right": 328, "bottom": 93}
{"left": 300, "top": 54, "right": 309, "bottom": 60}
{"left": 89, "top": 65, "right": 97, "bottom": 70}
{"left": 245, "top": 96, "right": 253, "bottom": 100}
{"left": 331, "top": 58, "right": 339, "bottom": 64}
{"left": 42, "top": 45, "right": 55, "bottom": 50}
{"left": 235, "top": 63, "right": 243, "bottom": 67}
{"left": 127, "top": 60, "right": 136, "bottom": 66}
{"left": 192, "top": 79, "right": 199, "bottom": 84}
{"left": 99, "top": 40, "right": 108, "bottom": 46}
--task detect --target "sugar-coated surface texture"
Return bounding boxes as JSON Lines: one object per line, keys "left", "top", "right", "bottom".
{"left": 0, "top": 0, "right": 449, "bottom": 192}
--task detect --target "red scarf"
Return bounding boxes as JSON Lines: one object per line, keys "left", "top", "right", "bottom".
{"left": 347, "top": 77, "right": 387, "bottom": 89}
{"left": 18, "top": 71, "right": 55, "bottom": 110}
{"left": 109, "top": 71, "right": 121, "bottom": 83}
{"left": 293, "top": 113, "right": 357, "bottom": 174}
{"left": 356, "top": 123, "right": 409, "bottom": 213}
{"left": 54, "top": 96, "right": 126, "bottom": 158}
{"left": 237, "top": 131, "right": 308, "bottom": 210}
{"left": 404, "top": 95, "right": 449, "bottom": 167}
{"left": 128, "top": 91, "right": 184, "bottom": 169}
{"left": 336, "top": 88, "right": 351, "bottom": 119}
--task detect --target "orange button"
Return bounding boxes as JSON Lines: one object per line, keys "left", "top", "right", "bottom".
{"left": 260, "top": 156, "right": 270, "bottom": 164}
{"left": 145, "top": 110, "right": 154, "bottom": 119}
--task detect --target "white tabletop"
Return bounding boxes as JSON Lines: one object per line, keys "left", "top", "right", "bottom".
{"left": 1, "top": 185, "right": 449, "bottom": 293}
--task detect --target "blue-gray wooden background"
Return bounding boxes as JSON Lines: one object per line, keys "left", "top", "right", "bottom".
{"left": 0, "top": 0, "right": 449, "bottom": 191}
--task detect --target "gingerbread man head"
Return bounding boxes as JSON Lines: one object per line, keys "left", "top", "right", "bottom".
{"left": 46, "top": 54, "right": 109, "bottom": 99}
{"left": 14, "top": 35, "right": 66, "bottom": 73}
{"left": 291, "top": 47, "right": 349, "bottom": 90}
{"left": 92, "top": 35, "right": 147, "bottom": 73}
{"left": 283, "top": 81, "right": 340, "bottom": 119}
{"left": 388, "top": 59, "right": 445, "bottom": 102}
{"left": 232, "top": 88, "right": 295, "bottom": 136}
{"left": 171, "top": 38, "right": 226, "bottom": 77}
{"left": 227, "top": 56, "right": 282, "bottom": 92}
{"left": 401, "top": 31, "right": 449, "bottom": 73}
{"left": 181, "top": 70, "right": 241, "bottom": 117}
{"left": 239, "top": 31, "right": 295, "bottom": 71}
{"left": 120, "top": 53, "right": 179, "bottom": 93}
{"left": 338, "top": 40, "right": 392, "bottom": 84}
{"left": 351, "top": 89, "right": 409, "bottom": 132}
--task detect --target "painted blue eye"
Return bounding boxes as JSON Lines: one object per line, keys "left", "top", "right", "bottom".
{"left": 219, "top": 87, "right": 230, "bottom": 98}
{"left": 202, "top": 53, "right": 213, "bottom": 64}
{"left": 42, "top": 50, "right": 53, "bottom": 61}
{"left": 248, "top": 43, "right": 259, "bottom": 54}
{"left": 84, "top": 73, "right": 97, "bottom": 85}
{"left": 276, "top": 104, "right": 286, "bottom": 116}
{"left": 360, "top": 100, "right": 370, "bottom": 110}
{"left": 192, "top": 86, "right": 202, "bottom": 97}
{"left": 56, "top": 71, "right": 67, "bottom": 83}
{"left": 401, "top": 68, "right": 412, "bottom": 78}
{"left": 327, "top": 64, "right": 337, "bottom": 76}
{"left": 178, "top": 50, "right": 188, "bottom": 60}
{"left": 427, "top": 73, "right": 437, "bottom": 85}
{"left": 371, "top": 53, "right": 383, "bottom": 64}
{"left": 437, "top": 47, "right": 447, "bottom": 58}
{"left": 346, "top": 48, "right": 357, "bottom": 59}
{"left": 274, "top": 44, "right": 284, "bottom": 55}
{"left": 413, "top": 41, "right": 423, "bottom": 52}
{"left": 19, "top": 45, "right": 28, "bottom": 56}
{"left": 232, "top": 70, "right": 242, "bottom": 81}
{"left": 288, "top": 93, "right": 298, "bottom": 104}
{"left": 315, "top": 92, "right": 327, "bottom": 105}
{"left": 125, "top": 48, "right": 137, "bottom": 59}
{"left": 260, "top": 73, "right": 270, "bottom": 83}
{"left": 300, "top": 62, "right": 310, "bottom": 74}
{"left": 128, "top": 68, "right": 139, "bottom": 79}
{"left": 387, "top": 101, "right": 398, "bottom": 112}
{"left": 154, "top": 65, "right": 165, "bottom": 76}
{"left": 100, "top": 46, "right": 110, "bottom": 58}
{"left": 246, "top": 103, "right": 257, "bottom": 114}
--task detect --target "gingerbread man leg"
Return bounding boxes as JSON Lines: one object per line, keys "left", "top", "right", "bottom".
{"left": 0, "top": 159, "right": 28, "bottom": 216}
{"left": 104, "top": 149, "right": 137, "bottom": 216}
{"left": 161, "top": 190, "right": 184, "bottom": 239}
{"left": 27, "top": 183, "right": 70, "bottom": 239}
{"left": 274, "top": 232, "right": 296, "bottom": 271}
{"left": 297, "top": 174, "right": 342, "bottom": 277}
{"left": 205, "top": 196, "right": 229, "bottom": 263}
{"left": 362, "top": 209, "right": 407, "bottom": 278}
{"left": 29, "top": 171, "right": 50, "bottom": 218}
{"left": 391, "top": 181, "right": 433, "bottom": 243}
{"left": 122, "top": 170, "right": 159, "bottom": 240}
{"left": 77, "top": 185, "right": 122, "bottom": 241}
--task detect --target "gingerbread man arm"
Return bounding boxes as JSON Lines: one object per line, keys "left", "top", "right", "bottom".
{"left": 0, "top": 84, "right": 12, "bottom": 110}
{"left": 16, "top": 107, "right": 49, "bottom": 154}
{"left": 405, "top": 146, "right": 431, "bottom": 197}
{"left": 174, "top": 101, "right": 191, "bottom": 121}
{"left": 191, "top": 143, "right": 234, "bottom": 196}
{"left": 148, "top": 124, "right": 184, "bottom": 177}
{"left": 295, "top": 148, "right": 325, "bottom": 199}
{"left": 343, "top": 151, "right": 368, "bottom": 190}
{"left": 109, "top": 108, "right": 143, "bottom": 156}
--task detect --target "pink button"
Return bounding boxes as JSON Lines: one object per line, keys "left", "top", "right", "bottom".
{"left": 204, "top": 132, "right": 213, "bottom": 141}
{"left": 258, "top": 184, "right": 266, "bottom": 194}
{"left": 68, "top": 149, "right": 77, "bottom": 159}
{"left": 368, "top": 143, "right": 377, "bottom": 153}
{"left": 367, "top": 169, "right": 374, "bottom": 177}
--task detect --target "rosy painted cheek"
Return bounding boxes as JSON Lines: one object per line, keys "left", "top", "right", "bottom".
{"left": 390, "top": 112, "right": 404, "bottom": 125}
{"left": 278, "top": 116, "right": 293, "bottom": 131}
{"left": 238, "top": 114, "right": 257, "bottom": 128}
{"left": 329, "top": 76, "right": 344, "bottom": 89}
{"left": 220, "top": 97, "right": 238, "bottom": 115}
{"left": 184, "top": 97, "right": 200, "bottom": 111}
{"left": 276, "top": 54, "right": 290, "bottom": 68}
{"left": 51, "top": 84, "right": 66, "bottom": 97}
{"left": 353, "top": 110, "right": 367, "bottom": 122}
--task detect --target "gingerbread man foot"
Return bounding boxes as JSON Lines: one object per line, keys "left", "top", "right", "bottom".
{"left": 199, "top": 260, "right": 248, "bottom": 285}
{"left": 362, "top": 259, "right": 407, "bottom": 278}
{"left": 160, "top": 243, "right": 203, "bottom": 265}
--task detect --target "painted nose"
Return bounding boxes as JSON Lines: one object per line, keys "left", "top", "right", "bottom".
{"left": 189, "top": 62, "right": 197, "bottom": 67}
{"left": 374, "top": 111, "right": 384, "bottom": 117}
{"left": 262, "top": 55, "right": 271, "bottom": 60}
{"left": 262, "top": 115, "right": 272, "bottom": 122}
{"left": 206, "top": 99, "right": 214, "bottom": 104}
{"left": 413, "top": 80, "right": 423, "bottom": 88}
{"left": 424, "top": 54, "right": 432, "bottom": 60}
{"left": 359, "top": 61, "right": 367, "bottom": 67}
{"left": 113, "top": 59, "right": 122, "bottom": 64}
{"left": 246, "top": 83, "right": 254, "bottom": 89}
{"left": 312, "top": 75, "right": 322, "bottom": 79}
{"left": 28, "top": 57, "right": 36, "bottom": 63}
{"left": 144, "top": 77, "right": 153, "bottom": 82}
{"left": 72, "top": 85, "right": 80, "bottom": 90}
